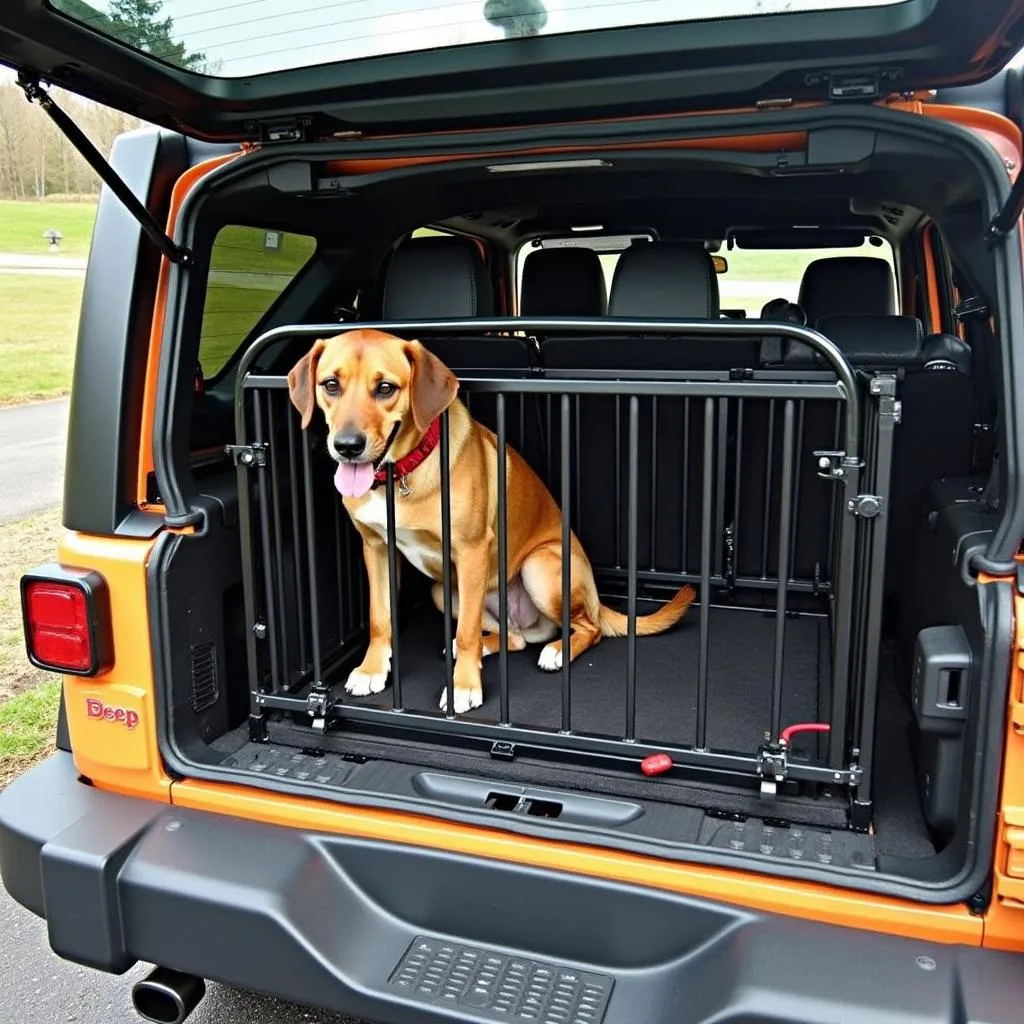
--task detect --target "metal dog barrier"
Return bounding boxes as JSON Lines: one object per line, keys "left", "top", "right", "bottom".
{"left": 230, "top": 318, "right": 894, "bottom": 809}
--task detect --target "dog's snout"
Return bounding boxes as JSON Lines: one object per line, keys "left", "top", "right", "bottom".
{"left": 333, "top": 431, "right": 367, "bottom": 459}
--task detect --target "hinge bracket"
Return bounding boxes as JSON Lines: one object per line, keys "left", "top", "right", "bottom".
{"left": 18, "top": 73, "right": 193, "bottom": 266}
{"left": 225, "top": 443, "right": 268, "bottom": 468}
{"left": 813, "top": 450, "right": 847, "bottom": 480}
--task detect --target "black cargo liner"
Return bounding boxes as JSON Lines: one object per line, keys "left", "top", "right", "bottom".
{"left": 337, "top": 599, "right": 831, "bottom": 759}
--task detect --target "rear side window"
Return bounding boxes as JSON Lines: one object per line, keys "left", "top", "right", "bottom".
{"left": 198, "top": 226, "right": 316, "bottom": 379}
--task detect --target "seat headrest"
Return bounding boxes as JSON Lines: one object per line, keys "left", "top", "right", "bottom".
{"left": 520, "top": 248, "right": 607, "bottom": 317}
{"left": 798, "top": 257, "right": 896, "bottom": 322}
{"left": 760, "top": 315, "right": 924, "bottom": 369}
{"left": 382, "top": 236, "right": 494, "bottom": 319}
{"left": 815, "top": 315, "right": 923, "bottom": 367}
{"left": 608, "top": 243, "right": 720, "bottom": 319}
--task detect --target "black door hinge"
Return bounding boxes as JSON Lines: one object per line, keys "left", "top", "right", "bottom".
{"left": 18, "top": 74, "right": 193, "bottom": 266}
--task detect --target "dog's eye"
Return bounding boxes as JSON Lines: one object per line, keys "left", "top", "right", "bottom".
{"left": 320, "top": 378, "right": 340, "bottom": 396}
{"left": 375, "top": 382, "right": 398, "bottom": 398}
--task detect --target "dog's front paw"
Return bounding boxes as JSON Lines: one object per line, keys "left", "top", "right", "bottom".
{"left": 537, "top": 642, "right": 563, "bottom": 672}
{"left": 345, "top": 647, "right": 391, "bottom": 696}
{"left": 439, "top": 684, "right": 484, "bottom": 714}
{"left": 345, "top": 668, "right": 389, "bottom": 696}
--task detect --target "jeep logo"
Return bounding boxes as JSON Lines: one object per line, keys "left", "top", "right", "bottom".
{"left": 85, "top": 697, "right": 140, "bottom": 730}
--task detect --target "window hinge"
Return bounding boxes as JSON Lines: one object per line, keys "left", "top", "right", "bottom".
{"left": 225, "top": 442, "right": 268, "bottom": 468}
{"left": 810, "top": 67, "right": 902, "bottom": 102}
{"left": 18, "top": 73, "right": 193, "bottom": 266}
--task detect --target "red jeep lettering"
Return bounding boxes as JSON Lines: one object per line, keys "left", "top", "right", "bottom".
{"left": 85, "top": 697, "right": 139, "bottom": 730}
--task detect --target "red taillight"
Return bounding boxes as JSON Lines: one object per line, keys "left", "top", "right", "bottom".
{"left": 21, "top": 565, "right": 113, "bottom": 676}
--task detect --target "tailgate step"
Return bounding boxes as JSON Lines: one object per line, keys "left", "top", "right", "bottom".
{"left": 391, "top": 936, "right": 612, "bottom": 1024}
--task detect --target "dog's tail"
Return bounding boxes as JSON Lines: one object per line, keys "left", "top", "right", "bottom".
{"left": 598, "top": 584, "right": 697, "bottom": 638}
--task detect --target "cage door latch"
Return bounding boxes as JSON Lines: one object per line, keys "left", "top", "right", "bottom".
{"left": 306, "top": 687, "right": 333, "bottom": 735}
{"left": 813, "top": 450, "right": 846, "bottom": 480}
{"left": 848, "top": 493, "right": 884, "bottom": 518}
{"left": 226, "top": 443, "right": 268, "bottom": 468}
{"left": 757, "top": 741, "right": 788, "bottom": 798}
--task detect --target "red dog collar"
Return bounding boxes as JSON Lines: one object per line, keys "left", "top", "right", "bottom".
{"left": 373, "top": 418, "right": 441, "bottom": 490}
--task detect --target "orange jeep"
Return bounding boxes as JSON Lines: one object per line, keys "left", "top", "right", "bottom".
{"left": 4, "top": 1, "right": 1024, "bottom": 1021}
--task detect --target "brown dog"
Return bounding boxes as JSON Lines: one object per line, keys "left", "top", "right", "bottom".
{"left": 288, "top": 328, "right": 696, "bottom": 714}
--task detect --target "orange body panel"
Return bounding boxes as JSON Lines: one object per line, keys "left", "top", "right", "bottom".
{"left": 136, "top": 150, "right": 244, "bottom": 509}
{"left": 75, "top": 96, "right": 1022, "bottom": 950}
{"left": 56, "top": 530, "right": 169, "bottom": 800}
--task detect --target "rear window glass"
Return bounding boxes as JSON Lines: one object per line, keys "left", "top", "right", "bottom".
{"left": 50, "top": 0, "right": 905, "bottom": 78}
{"left": 198, "top": 226, "right": 315, "bottom": 378}
{"left": 520, "top": 237, "right": 896, "bottom": 319}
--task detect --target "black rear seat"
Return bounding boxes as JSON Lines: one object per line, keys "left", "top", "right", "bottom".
{"left": 798, "top": 256, "right": 897, "bottom": 322}
{"left": 382, "top": 235, "right": 539, "bottom": 454}
{"left": 382, "top": 235, "right": 533, "bottom": 370}
{"left": 520, "top": 247, "right": 607, "bottom": 317}
{"left": 543, "top": 242, "right": 759, "bottom": 370}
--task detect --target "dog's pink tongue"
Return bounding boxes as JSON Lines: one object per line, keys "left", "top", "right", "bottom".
{"left": 335, "top": 462, "right": 375, "bottom": 498}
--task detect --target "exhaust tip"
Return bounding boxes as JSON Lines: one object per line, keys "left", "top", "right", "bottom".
{"left": 131, "top": 967, "right": 206, "bottom": 1024}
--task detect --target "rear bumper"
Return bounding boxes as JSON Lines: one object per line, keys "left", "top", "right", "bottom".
{"left": 2, "top": 754, "right": 1023, "bottom": 1024}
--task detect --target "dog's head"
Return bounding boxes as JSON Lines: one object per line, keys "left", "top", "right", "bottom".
{"left": 287, "top": 328, "right": 458, "bottom": 498}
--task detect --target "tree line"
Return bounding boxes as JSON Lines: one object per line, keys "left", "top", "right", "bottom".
{"left": 0, "top": 82, "right": 142, "bottom": 200}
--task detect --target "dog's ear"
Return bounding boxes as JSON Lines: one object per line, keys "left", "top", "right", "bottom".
{"left": 287, "top": 339, "right": 327, "bottom": 429}
{"left": 404, "top": 340, "right": 459, "bottom": 433}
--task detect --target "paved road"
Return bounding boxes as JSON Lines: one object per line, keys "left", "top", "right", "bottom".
{"left": 0, "top": 253, "right": 87, "bottom": 278}
{"left": 0, "top": 399, "right": 68, "bottom": 523}
{"left": 1, "top": 884, "right": 366, "bottom": 1023}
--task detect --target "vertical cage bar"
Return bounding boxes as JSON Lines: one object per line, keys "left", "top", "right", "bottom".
{"left": 696, "top": 397, "right": 715, "bottom": 749}
{"left": 253, "top": 392, "right": 281, "bottom": 693}
{"left": 787, "top": 401, "right": 806, "bottom": 581}
{"left": 300, "top": 428, "right": 323, "bottom": 689}
{"left": 731, "top": 398, "right": 745, "bottom": 574}
{"left": 237, "top": 396, "right": 264, "bottom": 724}
{"left": 332, "top": 496, "right": 345, "bottom": 641}
{"left": 497, "top": 393, "right": 511, "bottom": 725}
{"left": 713, "top": 397, "right": 729, "bottom": 578}
{"left": 440, "top": 411, "right": 455, "bottom": 716}
{"left": 649, "top": 396, "right": 658, "bottom": 569}
{"left": 681, "top": 397, "right": 690, "bottom": 572}
{"left": 828, "top": 455, "right": 861, "bottom": 767}
{"left": 546, "top": 395, "right": 553, "bottom": 485}
{"left": 519, "top": 394, "right": 526, "bottom": 452}
{"left": 770, "top": 400, "right": 796, "bottom": 740}
{"left": 614, "top": 396, "right": 623, "bottom": 568}
{"left": 561, "top": 394, "right": 573, "bottom": 733}
{"left": 854, "top": 377, "right": 897, "bottom": 802}
{"left": 385, "top": 463, "right": 403, "bottom": 711}
{"left": 760, "top": 399, "right": 777, "bottom": 580}
{"left": 287, "top": 410, "right": 309, "bottom": 668}
{"left": 266, "top": 394, "right": 291, "bottom": 684}
{"left": 826, "top": 403, "right": 842, "bottom": 580}
{"left": 574, "top": 395, "right": 582, "bottom": 537}
{"left": 626, "top": 395, "right": 640, "bottom": 742}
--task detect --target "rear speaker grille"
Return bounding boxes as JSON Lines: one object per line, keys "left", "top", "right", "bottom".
{"left": 190, "top": 641, "right": 219, "bottom": 712}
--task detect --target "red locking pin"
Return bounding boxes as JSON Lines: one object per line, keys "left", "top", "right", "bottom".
{"left": 641, "top": 753, "right": 673, "bottom": 776}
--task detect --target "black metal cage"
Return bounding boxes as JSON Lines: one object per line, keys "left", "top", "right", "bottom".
{"left": 231, "top": 319, "right": 897, "bottom": 813}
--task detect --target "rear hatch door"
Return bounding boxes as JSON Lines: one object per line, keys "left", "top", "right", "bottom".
{"left": 2, "top": 0, "right": 1024, "bottom": 140}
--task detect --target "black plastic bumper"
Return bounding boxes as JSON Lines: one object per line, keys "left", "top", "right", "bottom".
{"left": 2, "top": 753, "right": 1023, "bottom": 1024}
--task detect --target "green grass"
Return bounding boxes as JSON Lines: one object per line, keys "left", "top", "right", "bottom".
{"left": 719, "top": 242, "right": 893, "bottom": 282}
{"left": 0, "top": 681, "right": 61, "bottom": 766}
{"left": 0, "top": 199, "right": 97, "bottom": 257}
{"left": 0, "top": 275, "right": 83, "bottom": 404}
